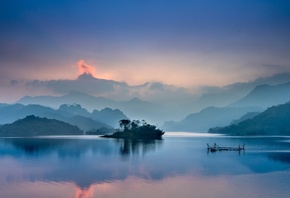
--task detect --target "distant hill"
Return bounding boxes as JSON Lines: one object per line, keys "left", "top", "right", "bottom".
{"left": 14, "top": 73, "right": 290, "bottom": 125}
{"left": 57, "top": 104, "right": 91, "bottom": 117}
{"left": 17, "top": 92, "right": 167, "bottom": 124}
{"left": 18, "top": 91, "right": 116, "bottom": 110}
{"left": 209, "top": 102, "right": 290, "bottom": 135}
{"left": 187, "top": 73, "right": 290, "bottom": 112}
{"left": 18, "top": 73, "right": 171, "bottom": 123}
{"left": 92, "top": 107, "right": 128, "bottom": 127}
{"left": 189, "top": 92, "right": 241, "bottom": 112}
{"left": 0, "top": 103, "right": 126, "bottom": 131}
{"left": 56, "top": 104, "right": 127, "bottom": 127}
{"left": 0, "top": 104, "right": 59, "bottom": 124}
{"left": 62, "top": 115, "right": 110, "bottom": 131}
{"left": 163, "top": 106, "right": 262, "bottom": 132}
{"left": 0, "top": 115, "right": 83, "bottom": 137}
{"left": 230, "top": 112, "right": 260, "bottom": 125}
{"left": 229, "top": 82, "right": 290, "bottom": 108}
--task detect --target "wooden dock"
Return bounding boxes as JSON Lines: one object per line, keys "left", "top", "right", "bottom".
{"left": 207, "top": 143, "right": 245, "bottom": 152}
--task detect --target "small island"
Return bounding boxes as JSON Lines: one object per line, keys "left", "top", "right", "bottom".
{"left": 102, "top": 119, "right": 164, "bottom": 139}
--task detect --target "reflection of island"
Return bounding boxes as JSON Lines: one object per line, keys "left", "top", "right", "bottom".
{"left": 1, "top": 136, "right": 290, "bottom": 193}
{"left": 102, "top": 119, "right": 164, "bottom": 139}
{"left": 0, "top": 136, "right": 164, "bottom": 189}
{"left": 115, "top": 138, "right": 163, "bottom": 156}
{"left": 2, "top": 136, "right": 163, "bottom": 157}
{"left": 2, "top": 137, "right": 112, "bottom": 158}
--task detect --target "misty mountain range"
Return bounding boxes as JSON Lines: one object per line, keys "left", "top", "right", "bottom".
{"left": 17, "top": 92, "right": 166, "bottom": 125}
{"left": 0, "top": 115, "right": 83, "bottom": 137}
{"left": 15, "top": 73, "right": 290, "bottom": 124}
{"left": 188, "top": 73, "right": 290, "bottom": 111}
{"left": 0, "top": 103, "right": 127, "bottom": 131}
{"left": 2, "top": 73, "right": 290, "bottom": 133}
{"left": 163, "top": 79, "right": 290, "bottom": 132}
{"left": 229, "top": 82, "right": 290, "bottom": 108}
{"left": 163, "top": 106, "right": 263, "bottom": 132}
{"left": 209, "top": 102, "right": 290, "bottom": 136}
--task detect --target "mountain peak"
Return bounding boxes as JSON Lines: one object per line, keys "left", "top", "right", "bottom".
{"left": 66, "top": 91, "right": 91, "bottom": 97}
{"left": 229, "top": 81, "right": 290, "bottom": 108}
{"left": 126, "top": 97, "right": 146, "bottom": 104}
{"left": 130, "top": 97, "right": 142, "bottom": 102}
{"left": 77, "top": 73, "right": 96, "bottom": 80}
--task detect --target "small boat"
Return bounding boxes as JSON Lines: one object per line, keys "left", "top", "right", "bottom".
{"left": 207, "top": 143, "right": 245, "bottom": 152}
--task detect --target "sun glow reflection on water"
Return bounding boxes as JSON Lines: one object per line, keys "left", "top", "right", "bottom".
{"left": 1, "top": 171, "right": 290, "bottom": 198}
{"left": 0, "top": 135, "right": 290, "bottom": 198}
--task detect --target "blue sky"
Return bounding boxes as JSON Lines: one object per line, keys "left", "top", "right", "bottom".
{"left": 1, "top": 0, "right": 290, "bottom": 101}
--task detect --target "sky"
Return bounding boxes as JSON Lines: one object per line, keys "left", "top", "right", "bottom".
{"left": 1, "top": 0, "right": 290, "bottom": 102}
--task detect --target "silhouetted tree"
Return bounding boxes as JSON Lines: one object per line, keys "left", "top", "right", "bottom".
{"left": 131, "top": 120, "right": 140, "bottom": 130}
{"left": 119, "top": 119, "right": 131, "bottom": 131}
{"left": 103, "top": 119, "right": 164, "bottom": 139}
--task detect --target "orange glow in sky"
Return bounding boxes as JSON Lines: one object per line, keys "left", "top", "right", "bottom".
{"left": 76, "top": 59, "right": 98, "bottom": 78}
{"left": 75, "top": 185, "right": 95, "bottom": 198}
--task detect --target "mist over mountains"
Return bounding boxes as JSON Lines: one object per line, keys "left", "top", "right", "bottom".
{"left": 3, "top": 72, "right": 290, "bottom": 133}
{"left": 17, "top": 92, "right": 168, "bottom": 124}
{"left": 209, "top": 102, "right": 290, "bottom": 136}
{"left": 25, "top": 73, "right": 193, "bottom": 105}
{"left": 163, "top": 75, "right": 290, "bottom": 132}
{"left": 189, "top": 73, "right": 290, "bottom": 112}
{"left": 163, "top": 106, "right": 263, "bottom": 132}
{"left": 229, "top": 82, "right": 290, "bottom": 108}
{"left": 0, "top": 103, "right": 127, "bottom": 131}
{"left": 22, "top": 73, "right": 290, "bottom": 106}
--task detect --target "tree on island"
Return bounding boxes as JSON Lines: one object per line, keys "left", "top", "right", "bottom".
{"left": 102, "top": 119, "right": 164, "bottom": 139}
{"left": 119, "top": 119, "right": 131, "bottom": 131}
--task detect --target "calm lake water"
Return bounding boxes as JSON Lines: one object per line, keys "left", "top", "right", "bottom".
{"left": 0, "top": 133, "right": 290, "bottom": 198}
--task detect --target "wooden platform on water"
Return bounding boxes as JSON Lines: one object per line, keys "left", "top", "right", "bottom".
{"left": 207, "top": 143, "right": 245, "bottom": 152}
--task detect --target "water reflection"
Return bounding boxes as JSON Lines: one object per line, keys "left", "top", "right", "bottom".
{"left": 1, "top": 173, "right": 290, "bottom": 198}
{"left": 0, "top": 137, "right": 165, "bottom": 189}
{"left": 1, "top": 138, "right": 70, "bottom": 154}
{"left": 0, "top": 137, "right": 163, "bottom": 158}
{"left": 268, "top": 152, "right": 290, "bottom": 164}
{"left": 0, "top": 135, "right": 290, "bottom": 198}
{"left": 114, "top": 138, "right": 163, "bottom": 157}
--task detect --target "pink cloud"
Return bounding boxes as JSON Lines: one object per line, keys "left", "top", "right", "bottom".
{"left": 76, "top": 59, "right": 98, "bottom": 77}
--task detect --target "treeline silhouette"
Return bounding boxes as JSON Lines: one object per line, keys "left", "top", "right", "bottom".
{"left": 0, "top": 115, "right": 83, "bottom": 137}
{"left": 103, "top": 119, "right": 164, "bottom": 139}
{"left": 209, "top": 103, "right": 290, "bottom": 135}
